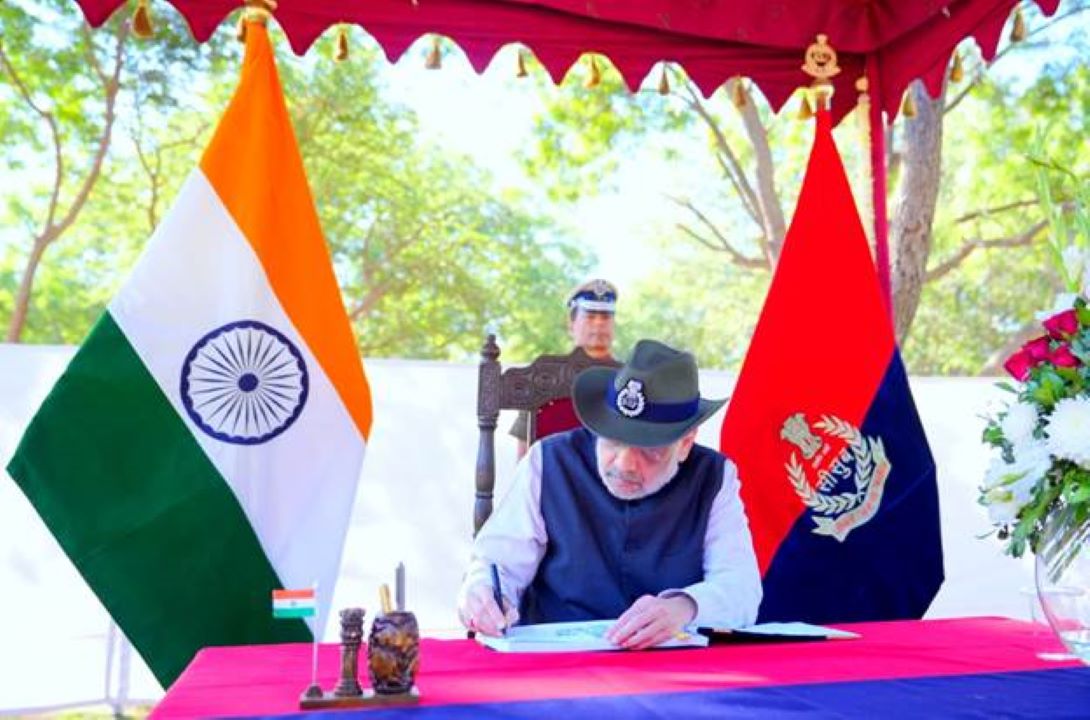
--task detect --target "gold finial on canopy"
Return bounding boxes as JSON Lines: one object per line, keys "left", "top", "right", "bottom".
{"left": 131, "top": 0, "right": 154, "bottom": 39}
{"left": 236, "top": 0, "right": 276, "bottom": 42}
{"left": 243, "top": 0, "right": 276, "bottom": 23}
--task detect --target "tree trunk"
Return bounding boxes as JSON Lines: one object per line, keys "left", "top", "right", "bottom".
{"left": 6, "top": 235, "right": 53, "bottom": 342}
{"left": 890, "top": 81, "right": 945, "bottom": 343}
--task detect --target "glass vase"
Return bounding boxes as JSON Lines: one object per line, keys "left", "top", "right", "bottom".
{"left": 1035, "top": 504, "right": 1090, "bottom": 663}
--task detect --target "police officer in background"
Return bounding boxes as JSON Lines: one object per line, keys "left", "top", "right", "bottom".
{"left": 509, "top": 279, "right": 619, "bottom": 459}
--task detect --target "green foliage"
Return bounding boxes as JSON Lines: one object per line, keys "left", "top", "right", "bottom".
{"left": 611, "top": 240, "right": 770, "bottom": 368}
{"left": 280, "top": 40, "right": 592, "bottom": 360}
{"left": 4, "top": 2, "right": 1090, "bottom": 372}
{"left": 520, "top": 19, "right": 1090, "bottom": 375}
{"left": 0, "top": 6, "right": 591, "bottom": 359}
{"left": 0, "top": 0, "right": 235, "bottom": 341}
{"left": 905, "top": 57, "right": 1090, "bottom": 374}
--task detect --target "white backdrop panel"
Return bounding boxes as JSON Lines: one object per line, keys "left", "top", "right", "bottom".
{"left": 0, "top": 343, "right": 1031, "bottom": 710}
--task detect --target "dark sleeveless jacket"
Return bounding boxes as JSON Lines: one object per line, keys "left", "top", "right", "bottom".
{"left": 520, "top": 428, "right": 724, "bottom": 624}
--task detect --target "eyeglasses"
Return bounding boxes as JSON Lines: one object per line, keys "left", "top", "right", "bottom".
{"left": 598, "top": 437, "right": 675, "bottom": 465}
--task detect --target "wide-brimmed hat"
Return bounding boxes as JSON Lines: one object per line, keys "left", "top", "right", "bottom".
{"left": 573, "top": 339, "right": 726, "bottom": 447}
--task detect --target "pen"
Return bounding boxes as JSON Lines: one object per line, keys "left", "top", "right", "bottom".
{"left": 490, "top": 563, "right": 506, "bottom": 634}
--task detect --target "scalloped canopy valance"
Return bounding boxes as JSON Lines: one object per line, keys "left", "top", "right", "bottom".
{"left": 73, "top": 0, "right": 1058, "bottom": 124}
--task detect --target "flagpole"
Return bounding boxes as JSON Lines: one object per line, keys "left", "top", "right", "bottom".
{"left": 311, "top": 581, "right": 320, "bottom": 691}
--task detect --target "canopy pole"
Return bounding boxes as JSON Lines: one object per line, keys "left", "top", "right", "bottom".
{"left": 865, "top": 54, "right": 893, "bottom": 317}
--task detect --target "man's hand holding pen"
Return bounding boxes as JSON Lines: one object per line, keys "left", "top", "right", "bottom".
{"left": 459, "top": 580, "right": 519, "bottom": 637}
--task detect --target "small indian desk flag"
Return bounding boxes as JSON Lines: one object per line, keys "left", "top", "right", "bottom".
{"left": 273, "top": 589, "right": 318, "bottom": 619}
{"left": 6, "top": 21, "right": 372, "bottom": 688}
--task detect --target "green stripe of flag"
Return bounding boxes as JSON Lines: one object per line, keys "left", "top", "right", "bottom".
{"left": 274, "top": 607, "right": 317, "bottom": 619}
{"left": 7, "top": 312, "right": 310, "bottom": 687}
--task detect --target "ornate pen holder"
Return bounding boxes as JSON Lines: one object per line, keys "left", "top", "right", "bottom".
{"left": 367, "top": 611, "right": 420, "bottom": 701}
{"left": 298, "top": 607, "right": 421, "bottom": 709}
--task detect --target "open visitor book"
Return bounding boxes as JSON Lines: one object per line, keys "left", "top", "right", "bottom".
{"left": 477, "top": 619, "right": 708, "bottom": 652}
{"left": 477, "top": 620, "right": 859, "bottom": 652}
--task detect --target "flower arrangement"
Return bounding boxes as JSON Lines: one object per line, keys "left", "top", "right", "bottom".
{"left": 980, "top": 150, "right": 1090, "bottom": 558}
{"left": 981, "top": 292, "right": 1090, "bottom": 557}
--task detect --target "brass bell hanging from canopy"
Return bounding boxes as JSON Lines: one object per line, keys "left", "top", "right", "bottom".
{"left": 132, "top": 0, "right": 153, "bottom": 39}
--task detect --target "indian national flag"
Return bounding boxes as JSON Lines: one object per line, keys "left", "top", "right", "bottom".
{"left": 273, "top": 588, "right": 318, "bottom": 619}
{"left": 6, "top": 23, "right": 372, "bottom": 688}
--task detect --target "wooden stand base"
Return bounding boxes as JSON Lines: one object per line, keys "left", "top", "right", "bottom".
{"left": 299, "top": 686, "right": 420, "bottom": 709}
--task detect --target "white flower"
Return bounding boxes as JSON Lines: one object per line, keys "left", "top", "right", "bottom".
{"left": 999, "top": 402, "right": 1039, "bottom": 448}
{"left": 985, "top": 489, "right": 1022, "bottom": 525}
{"left": 983, "top": 442, "right": 1050, "bottom": 492}
{"left": 1046, "top": 397, "right": 1090, "bottom": 468}
{"left": 1063, "top": 246, "right": 1089, "bottom": 288}
{"left": 981, "top": 442, "right": 1052, "bottom": 525}
{"left": 1036, "top": 292, "right": 1079, "bottom": 321}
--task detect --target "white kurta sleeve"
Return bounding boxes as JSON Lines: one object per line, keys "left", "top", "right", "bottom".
{"left": 458, "top": 442, "right": 548, "bottom": 610}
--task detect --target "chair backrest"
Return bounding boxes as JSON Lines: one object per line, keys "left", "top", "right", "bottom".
{"left": 475, "top": 333, "right": 620, "bottom": 535}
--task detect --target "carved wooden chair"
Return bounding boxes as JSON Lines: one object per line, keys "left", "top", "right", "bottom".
{"left": 474, "top": 334, "right": 620, "bottom": 535}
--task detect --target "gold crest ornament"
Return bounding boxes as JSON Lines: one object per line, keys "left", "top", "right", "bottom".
{"left": 802, "top": 34, "right": 840, "bottom": 82}
{"left": 780, "top": 413, "right": 892, "bottom": 541}
{"left": 801, "top": 34, "right": 839, "bottom": 112}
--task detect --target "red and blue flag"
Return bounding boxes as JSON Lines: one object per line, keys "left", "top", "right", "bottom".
{"left": 720, "top": 108, "right": 943, "bottom": 624}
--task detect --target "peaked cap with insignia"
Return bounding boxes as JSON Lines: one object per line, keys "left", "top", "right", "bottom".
{"left": 567, "top": 278, "right": 618, "bottom": 314}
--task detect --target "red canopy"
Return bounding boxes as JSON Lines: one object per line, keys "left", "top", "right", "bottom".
{"left": 75, "top": 0, "right": 1058, "bottom": 124}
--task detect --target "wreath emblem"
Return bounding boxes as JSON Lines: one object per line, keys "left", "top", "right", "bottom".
{"left": 615, "top": 379, "right": 646, "bottom": 418}
{"left": 781, "top": 413, "right": 892, "bottom": 541}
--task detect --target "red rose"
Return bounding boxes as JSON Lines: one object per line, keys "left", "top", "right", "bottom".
{"left": 1049, "top": 344, "right": 1080, "bottom": 368}
{"left": 1023, "top": 336, "right": 1052, "bottom": 362}
{"left": 1003, "top": 349, "right": 1034, "bottom": 380}
{"left": 1044, "top": 309, "right": 1080, "bottom": 339}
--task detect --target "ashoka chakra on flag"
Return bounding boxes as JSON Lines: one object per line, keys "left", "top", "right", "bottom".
{"left": 181, "top": 319, "right": 309, "bottom": 445}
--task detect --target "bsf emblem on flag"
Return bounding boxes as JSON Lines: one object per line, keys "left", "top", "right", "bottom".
{"left": 780, "top": 413, "right": 892, "bottom": 541}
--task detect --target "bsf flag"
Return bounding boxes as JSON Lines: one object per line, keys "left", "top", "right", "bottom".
{"left": 7, "top": 22, "right": 372, "bottom": 686}
{"left": 720, "top": 109, "right": 943, "bottom": 624}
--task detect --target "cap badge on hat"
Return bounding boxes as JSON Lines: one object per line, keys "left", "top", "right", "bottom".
{"left": 615, "top": 379, "right": 646, "bottom": 418}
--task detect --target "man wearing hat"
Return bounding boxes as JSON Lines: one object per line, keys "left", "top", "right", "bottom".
{"left": 509, "top": 278, "right": 619, "bottom": 460}
{"left": 460, "top": 339, "right": 761, "bottom": 649}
